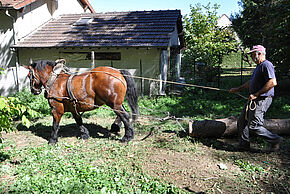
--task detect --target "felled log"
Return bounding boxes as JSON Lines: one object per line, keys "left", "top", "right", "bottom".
{"left": 188, "top": 116, "right": 290, "bottom": 138}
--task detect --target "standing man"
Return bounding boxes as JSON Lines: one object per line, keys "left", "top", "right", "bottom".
{"left": 230, "top": 45, "right": 282, "bottom": 151}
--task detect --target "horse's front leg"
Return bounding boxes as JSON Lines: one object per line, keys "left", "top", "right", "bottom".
{"left": 49, "top": 109, "right": 63, "bottom": 144}
{"left": 73, "top": 113, "right": 90, "bottom": 140}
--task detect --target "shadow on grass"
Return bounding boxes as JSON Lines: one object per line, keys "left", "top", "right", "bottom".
{"left": 17, "top": 123, "right": 111, "bottom": 142}
{"left": 0, "top": 152, "right": 10, "bottom": 162}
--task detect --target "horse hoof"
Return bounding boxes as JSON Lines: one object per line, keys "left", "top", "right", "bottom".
{"left": 81, "top": 134, "right": 90, "bottom": 140}
{"left": 48, "top": 139, "right": 58, "bottom": 145}
{"left": 120, "top": 136, "right": 133, "bottom": 143}
{"left": 110, "top": 123, "right": 121, "bottom": 133}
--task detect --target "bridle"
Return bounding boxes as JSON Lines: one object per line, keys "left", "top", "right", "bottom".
{"left": 29, "top": 68, "right": 42, "bottom": 95}
{"left": 28, "top": 59, "right": 69, "bottom": 96}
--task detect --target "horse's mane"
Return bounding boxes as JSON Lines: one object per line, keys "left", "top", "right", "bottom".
{"left": 31, "top": 60, "right": 56, "bottom": 71}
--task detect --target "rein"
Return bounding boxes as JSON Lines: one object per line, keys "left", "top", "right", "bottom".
{"left": 245, "top": 100, "right": 257, "bottom": 120}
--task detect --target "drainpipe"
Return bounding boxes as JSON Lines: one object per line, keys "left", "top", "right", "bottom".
{"left": 5, "top": 9, "right": 20, "bottom": 92}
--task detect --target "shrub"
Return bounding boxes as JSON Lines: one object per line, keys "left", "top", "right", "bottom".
{"left": 0, "top": 96, "right": 40, "bottom": 141}
{"left": 13, "top": 89, "right": 51, "bottom": 116}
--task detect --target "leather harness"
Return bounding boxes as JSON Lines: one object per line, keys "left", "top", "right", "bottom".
{"left": 46, "top": 59, "right": 125, "bottom": 116}
{"left": 46, "top": 59, "right": 79, "bottom": 114}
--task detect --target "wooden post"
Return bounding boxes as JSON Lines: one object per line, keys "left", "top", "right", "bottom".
{"left": 218, "top": 55, "right": 222, "bottom": 88}
{"left": 140, "top": 59, "right": 143, "bottom": 97}
{"left": 160, "top": 50, "right": 168, "bottom": 95}
{"left": 91, "top": 51, "right": 95, "bottom": 69}
{"left": 240, "top": 52, "right": 243, "bottom": 85}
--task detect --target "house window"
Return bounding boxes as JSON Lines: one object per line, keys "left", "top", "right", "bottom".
{"left": 90, "top": 52, "right": 121, "bottom": 60}
{"left": 60, "top": 52, "right": 121, "bottom": 60}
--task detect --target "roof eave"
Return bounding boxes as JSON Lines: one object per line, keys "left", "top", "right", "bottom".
{"left": 12, "top": 45, "right": 168, "bottom": 49}
{"left": 13, "top": 0, "right": 38, "bottom": 10}
{"left": 79, "top": 0, "right": 95, "bottom": 13}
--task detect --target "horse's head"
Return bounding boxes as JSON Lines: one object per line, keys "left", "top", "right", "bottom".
{"left": 24, "top": 64, "right": 43, "bottom": 95}
{"left": 24, "top": 60, "right": 55, "bottom": 95}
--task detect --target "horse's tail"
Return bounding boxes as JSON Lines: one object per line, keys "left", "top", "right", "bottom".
{"left": 120, "top": 70, "right": 139, "bottom": 121}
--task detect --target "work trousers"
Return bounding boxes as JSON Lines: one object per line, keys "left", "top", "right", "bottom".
{"left": 237, "top": 96, "right": 281, "bottom": 146}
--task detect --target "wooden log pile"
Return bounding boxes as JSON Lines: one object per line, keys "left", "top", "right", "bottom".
{"left": 188, "top": 116, "right": 290, "bottom": 138}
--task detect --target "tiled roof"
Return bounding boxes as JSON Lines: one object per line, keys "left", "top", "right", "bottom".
{"left": 13, "top": 10, "right": 184, "bottom": 48}
{"left": 0, "top": 0, "right": 95, "bottom": 12}
{"left": 0, "top": 0, "right": 37, "bottom": 9}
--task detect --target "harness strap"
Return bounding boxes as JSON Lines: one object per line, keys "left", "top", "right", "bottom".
{"left": 67, "top": 74, "right": 77, "bottom": 102}
{"left": 67, "top": 74, "right": 81, "bottom": 116}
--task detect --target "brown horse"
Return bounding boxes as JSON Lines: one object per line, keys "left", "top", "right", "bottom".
{"left": 24, "top": 60, "right": 138, "bottom": 144}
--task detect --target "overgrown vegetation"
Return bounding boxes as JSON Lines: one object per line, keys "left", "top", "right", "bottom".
{"left": 182, "top": 3, "right": 239, "bottom": 81}
{"left": 0, "top": 96, "right": 40, "bottom": 139}
{"left": 231, "top": 0, "right": 289, "bottom": 77}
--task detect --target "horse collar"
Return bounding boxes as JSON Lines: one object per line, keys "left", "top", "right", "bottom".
{"left": 46, "top": 62, "right": 68, "bottom": 90}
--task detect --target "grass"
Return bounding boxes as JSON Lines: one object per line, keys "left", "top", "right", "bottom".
{"left": 1, "top": 66, "right": 290, "bottom": 193}
{"left": 0, "top": 138, "right": 184, "bottom": 193}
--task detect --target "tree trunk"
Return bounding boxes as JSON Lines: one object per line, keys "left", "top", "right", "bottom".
{"left": 188, "top": 116, "right": 290, "bottom": 138}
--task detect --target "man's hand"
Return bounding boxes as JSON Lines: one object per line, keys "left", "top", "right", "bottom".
{"left": 229, "top": 80, "right": 250, "bottom": 94}
{"left": 229, "top": 88, "right": 239, "bottom": 93}
{"left": 249, "top": 94, "right": 258, "bottom": 101}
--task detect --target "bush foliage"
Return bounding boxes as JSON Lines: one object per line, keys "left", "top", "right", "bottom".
{"left": 182, "top": 3, "right": 239, "bottom": 81}
{"left": 231, "top": 0, "right": 289, "bottom": 77}
{"left": 0, "top": 96, "right": 40, "bottom": 136}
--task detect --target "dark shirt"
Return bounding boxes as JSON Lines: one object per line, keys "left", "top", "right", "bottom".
{"left": 249, "top": 60, "right": 276, "bottom": 97}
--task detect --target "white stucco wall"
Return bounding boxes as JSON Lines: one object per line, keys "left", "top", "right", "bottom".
{"left": 0, "top": 0, "right": 92, "bottom": 96}
{"left": 16, "top": 0, "right": 90, "bottom": 42}
{"left": 53, "top": 0, "right": 90, "bottom": 16}
{"left": 16, "top": 0, "right": 51, "bottom": 40}
{"left": 0, "top": 10, "right": 16, "bottom": 69}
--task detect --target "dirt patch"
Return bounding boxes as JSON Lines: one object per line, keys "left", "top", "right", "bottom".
{"left": 142, "top": 146, "right": 244, "bottom": 193}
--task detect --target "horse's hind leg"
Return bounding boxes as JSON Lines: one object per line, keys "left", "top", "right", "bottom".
{"left": 110, "top": 116, "right": 122, "bottom": 133}
{"left": 114, "top": 105, "right": 134, "bottom": 142}
{"left": 73, "top": 113, "right": 90, "bottom": 140}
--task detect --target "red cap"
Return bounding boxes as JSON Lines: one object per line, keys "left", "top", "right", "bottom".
{"left": 247, "top": 45, "right": 266, "bottom": 54}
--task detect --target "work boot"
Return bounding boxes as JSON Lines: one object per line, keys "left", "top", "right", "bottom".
{"left": 270, "top": 137, "right": 283, "bottom": 152}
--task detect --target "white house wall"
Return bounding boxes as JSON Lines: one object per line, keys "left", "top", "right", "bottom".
{"left": 0, "top": 9, "right": 16, "bottom": 69}
{"left": 0, "top": 0, "right": 92, "bottom": 96}
{"left": 15, "top": 0, "right": 90, "bottom": 43}
{"left": 16, "top": 0, "right": 52, "bottom": 40}
{"left": 54, "top": 0, "right": 91, "bottom": 15}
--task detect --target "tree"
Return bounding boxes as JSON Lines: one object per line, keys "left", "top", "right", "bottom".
{"left": 182, "top": 3, "right": 239, "bottom": 81}
{"left": 231, "top": 0, "right": 289, "bottom": 77}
